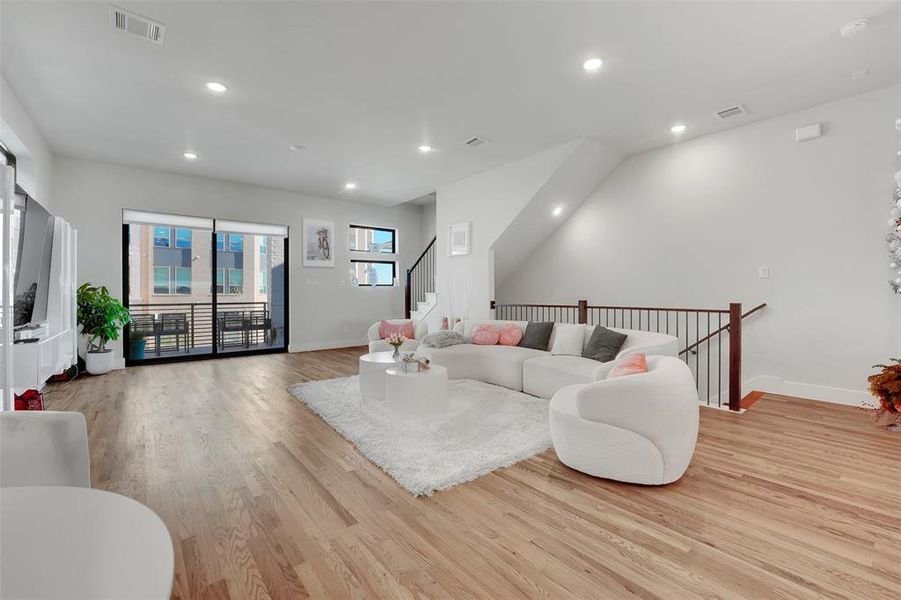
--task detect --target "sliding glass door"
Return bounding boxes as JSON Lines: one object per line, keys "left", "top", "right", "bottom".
{"left": 214, "top": 228, "right": 286, "bottom": 354}
{"left": 123, "top": 212, "right": 288, "bottom": 364}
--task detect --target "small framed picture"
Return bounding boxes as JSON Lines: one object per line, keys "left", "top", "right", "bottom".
{"left": 447, "top": 222, "right": 470, "bottom": 256}
{"left": 303, "top": 218, "right": 335, "bottom": 267}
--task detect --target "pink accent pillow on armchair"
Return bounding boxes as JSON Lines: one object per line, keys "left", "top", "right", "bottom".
{"left": 472, "top": 323, "right": 500, "bottom": 345}
{"left": 607, "top": 353, "right": 648, "bottom": 379}
{"left": 498, "top": 323, "right": 523, "bottom": 346}
{"left": 379, "top": 320, "right": 414, "bottom": 340}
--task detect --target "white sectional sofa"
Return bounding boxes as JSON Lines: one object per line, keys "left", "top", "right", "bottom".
{"left": 422, "top": 320, "right": 678, "bottom": 399}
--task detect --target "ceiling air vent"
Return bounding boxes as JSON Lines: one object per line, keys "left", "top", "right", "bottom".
{"left": 713, "top": 105, "right": 747, "bottom": 120}
{"left": 463, "top": 136, "right": 492, "bottom": 148}
{"left": 109, "top": 5, "right": 166, "bottom": 45}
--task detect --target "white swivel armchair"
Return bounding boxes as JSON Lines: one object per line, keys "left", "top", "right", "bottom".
{"left": 0, "top": 411, "right": 91, "bottom": 488}
{"left": 367, "top": 320, "right": 428, "bottom": 353}
{"left": 549, "top": 356, "right": 699, "bottom": 485}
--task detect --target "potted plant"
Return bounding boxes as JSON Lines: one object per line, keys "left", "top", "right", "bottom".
{"left": 77, "top": 283, "right": 130, "bottom": 375}
{"left": 868, "top": 359, "right": 901, "bottom": 432}
{"left": 129, "top": 329, "right": 147, "bottom": 361}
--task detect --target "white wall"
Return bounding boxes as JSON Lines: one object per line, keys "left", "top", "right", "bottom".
{"left": 500, "top": 86, "right": 901, "bottom": 404}
{"left": 435, "top": 140, "right": 580, "bottom": 324}
{"left": 1, "top": 75, "right": 54, "bottom": 209}
{"left": 51, "top": 157, "right": 424, "bottom": 358}
{"left": 420, "top": 200, "right": 436, "bottom": 247}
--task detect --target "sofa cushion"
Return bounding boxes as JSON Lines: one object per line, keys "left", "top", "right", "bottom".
{"left": 522, "top": 355, "right": 602, "bottom": 399}
{"left": 472, "top": 323, "right": 500, "bottom": 345}
{"left": 520, "top": 321, "right": 554, "bottom": 350}
{"left": 426, "top": 344, "right": 547, "bottom": 391}
{"left": 582, "top": 326, "right": 628, "bottom": 362}
{"left": 550, "top": 324, "right": 586, "bottom": 356}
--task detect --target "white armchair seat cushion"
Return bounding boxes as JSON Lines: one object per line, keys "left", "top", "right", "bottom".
{"left": 426, "top": 343, "right": 546, "bottom": 391}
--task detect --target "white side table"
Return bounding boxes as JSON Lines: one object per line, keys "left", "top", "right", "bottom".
{"left": 0, "top": 486, "right": 174, "bottom": 600}
{"left": 358, "top": 351, "right": 396, "bottom": 400}
{"left": 384, "top": 365, "right": 448, "bottom": 414}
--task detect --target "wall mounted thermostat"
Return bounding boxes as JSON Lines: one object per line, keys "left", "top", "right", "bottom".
{"left": 795, "top": 123, "right": 822, "bottom": 142}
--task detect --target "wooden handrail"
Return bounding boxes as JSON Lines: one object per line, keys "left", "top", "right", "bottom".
{"left": 678, "top": 303, "right": 766, "bottom": 356}
{"left": 588, "top": 304, "right": 731, "bottom": 314}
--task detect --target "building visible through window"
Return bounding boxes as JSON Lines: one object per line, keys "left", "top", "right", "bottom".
{"left": 349, "top": 225, "right": 396, "bottom": 254}
{"left": 351, "top": 259, "right": 396, "bottom": 286}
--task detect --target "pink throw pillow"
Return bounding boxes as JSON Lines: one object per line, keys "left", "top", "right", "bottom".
{"left": 498, "top": 323, "right": 523, "bottom": 346}
{"left": 472, "top": 323, "right": 500, "bottom": 345}
{"left": 607, "top": 353, "right": 648, "bottom": 379}
{"left": 379, "top": 320, "right": 414, "bottom": 340}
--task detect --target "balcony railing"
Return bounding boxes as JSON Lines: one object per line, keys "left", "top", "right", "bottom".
{"left": 128, "top": 301, "right": 274, "bottom": 357}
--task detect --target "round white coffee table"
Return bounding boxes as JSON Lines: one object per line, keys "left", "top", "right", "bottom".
{"left": 1, "top": 486, "right": 174, "bottom": 600}
{"left": 359, "top": 351, "right": 397, "bottom": 400}
{"left": 384, "top": 365, "right": 448, "bottom": 414}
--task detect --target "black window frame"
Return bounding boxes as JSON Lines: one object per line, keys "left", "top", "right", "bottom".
{"left": 349, "top": 224, "right": 396, "bottom": 254}
{"left": 351, "top": 259, "right": 397, "bottom": 287}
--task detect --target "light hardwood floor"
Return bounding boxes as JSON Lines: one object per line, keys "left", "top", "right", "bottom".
{"left": 43, "top": 348, "right": 899, "bottom": 599}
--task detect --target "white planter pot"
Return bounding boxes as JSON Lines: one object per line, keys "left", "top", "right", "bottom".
{"left": 85, "top": 350, "right": 116, "bottom": 375}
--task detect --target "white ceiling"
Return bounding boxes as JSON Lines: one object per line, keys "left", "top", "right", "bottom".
{"left": 2, "top": 1, "right": 898, "bottom": 206}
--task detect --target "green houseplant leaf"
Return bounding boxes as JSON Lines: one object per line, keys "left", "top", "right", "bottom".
{"left": 76, "top": 283, "right": 131, "bottom": 352}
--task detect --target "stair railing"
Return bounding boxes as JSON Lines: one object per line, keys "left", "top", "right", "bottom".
{"left": 404, "top": 236, "right": 437, "bottom": 319}
{"left": 493, "top": 299, "right": 766, "bottom": 411}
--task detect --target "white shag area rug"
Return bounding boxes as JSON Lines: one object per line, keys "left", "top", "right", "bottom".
{"left": 287, "top": 376, "right": 551, "bottom": 497}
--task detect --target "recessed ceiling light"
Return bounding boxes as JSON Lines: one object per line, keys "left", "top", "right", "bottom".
{"left": 183, "top": 152, "right": 198, "bottom": 160}
{"left": 288, "top": 143, "right": 305, "bottom": 152}
{"left": 204, "top": 81, "right": 228, "bottom": 93}
{"left": 670, "top": 124, "right": 687, "bottom": 134}
{"left": 418, "top": 145, "right": 433, "bottom": 153}
{"left": 344, "top": 182, "right": 357, "bottom": 190}
{"left": 839, "top": 18, "right": 868, "bottom": 37}
{"left": 851, "top": 68, "right": 869, "bottom": 80}
{"left": 552, "top": 206, "right": 563, "bottom": 217}
{"left": 582, "top": 58, "right": 603, "bottom": 72}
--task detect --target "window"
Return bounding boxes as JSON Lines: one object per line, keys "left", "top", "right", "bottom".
{"left": 228, "top": 269, "right": 243, "bottom": 294}
{"left": 153, "top": 227, "right": 171, "bottom": 247}
{"left": 175, "top": 228, "right": 192, "bottom": 249}
{"left": 153, "top": 266, "right": 170, "bottom": 294}
{"left": 175, "top": 267, "right": 191, "bottom": 294}
{"left": 216, "top": 268, "right": 225, "bottom": 293}
{"left": 216, "top": 234, "right": 224, "bottom": 251}
{"left": 259, "top": 237, "right": 267, "bottom": 255}
{"left": 258, "top": 270, "right": 267, "bottom": 293}
{"left": 349, "top": 225, "right": 396, "bottom": 254}
{"left": 228, "top": 235, "right": 244, "bottom": 253}
{"left": 351, "top": 260, "right": 396, "bottom": 286}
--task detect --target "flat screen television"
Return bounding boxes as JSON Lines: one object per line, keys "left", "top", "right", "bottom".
{"left": 12, "top": 194, "right": 54, "bottom": 328}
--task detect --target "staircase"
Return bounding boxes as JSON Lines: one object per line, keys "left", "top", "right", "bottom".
{"left": 404, "top": 236, "right": 436, "bottom": 321}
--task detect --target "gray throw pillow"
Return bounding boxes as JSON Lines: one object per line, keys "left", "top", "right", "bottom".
{"left": 582, "top": 326, "right": 628, "bottom": 362}
{"left": 519, "top": 321, "right": 554, "bottom": 351}
{"left": 420, "top": 331, "right": 468, "bottom": 349}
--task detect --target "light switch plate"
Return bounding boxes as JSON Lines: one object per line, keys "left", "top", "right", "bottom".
{"left": 758, "top": 266, "right": 770, "bottom": 279}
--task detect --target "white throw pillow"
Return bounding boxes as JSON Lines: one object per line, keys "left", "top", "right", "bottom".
{"left": 550, "top": 324, "right": 586, "bottom": 356}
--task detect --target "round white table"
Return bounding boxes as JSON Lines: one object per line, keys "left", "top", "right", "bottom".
{"left": 384, "top": 364, "right": 448, "bottom": 414}
{"left": 1, "top": 486, "right": 174, "bottom": 600}
{"left": 358, "top": 351, "right": 397, "bottom": 400}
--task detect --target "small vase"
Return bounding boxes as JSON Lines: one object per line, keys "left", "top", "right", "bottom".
{"left": 392, "top": 346, "right": 401, "bottom": 360}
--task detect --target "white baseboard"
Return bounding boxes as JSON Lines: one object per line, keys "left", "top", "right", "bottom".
{"left": 289, "top": 338, "right": 367, "bottom": 353}
{"left": 742, "top": 374, "right": 876, "bottom": 408}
